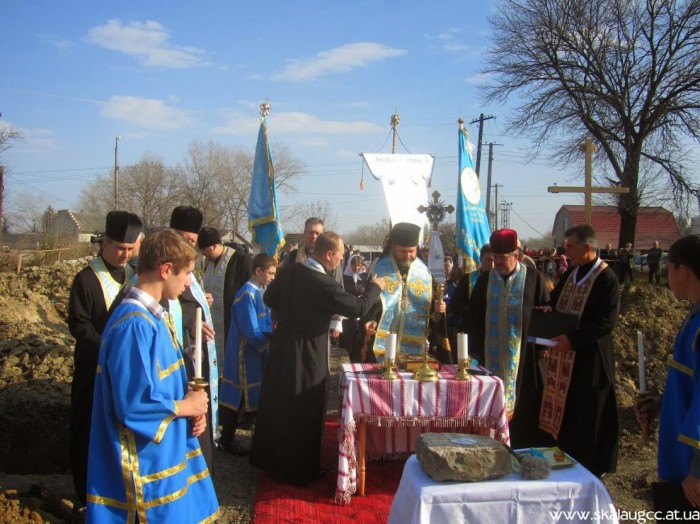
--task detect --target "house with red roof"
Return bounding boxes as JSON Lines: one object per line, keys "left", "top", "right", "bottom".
{"left": 552, "top": 205, "right": 681, "bottom": 251}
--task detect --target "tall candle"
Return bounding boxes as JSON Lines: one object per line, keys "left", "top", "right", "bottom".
{"left": 637, "top": 330, "right": 647, "bottom": 394}
{"left": 458, "top": 333, "right": 468, "bottom": 361}
{"left": 385, "top": 333, "right": 397, "bottom": 361}
{"left": 194, "top": 307, "right": 203, "bottom": 379}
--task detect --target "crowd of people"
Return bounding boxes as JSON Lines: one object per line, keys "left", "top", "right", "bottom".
{"left": 66, "top": 207, "right": 699, "bottom": 520}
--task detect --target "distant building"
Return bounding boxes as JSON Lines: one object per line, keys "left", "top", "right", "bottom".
{"left": 552, "top": 205, "right": 681, "bottom": 251}
{"left": 48, "top": 210, "right": 104, "bottom": 243}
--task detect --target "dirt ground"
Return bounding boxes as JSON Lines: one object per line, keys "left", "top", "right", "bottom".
{"left": 0, "top": 261, "right": 686, "bottom": 523}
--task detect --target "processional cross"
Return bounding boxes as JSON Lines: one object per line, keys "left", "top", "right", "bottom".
{"left": 548, "top": 137, "right": 629, "bottom": 225}
{"left": 418, "top": 190, "right": 454, "bottom": 231}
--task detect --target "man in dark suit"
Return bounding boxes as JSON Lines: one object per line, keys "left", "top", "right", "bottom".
{"left": 250, "top": 232, "right": 384, "bottom": 484}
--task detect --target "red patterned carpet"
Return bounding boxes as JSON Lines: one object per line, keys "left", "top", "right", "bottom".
{"left": 252, "top": 419, "right": 405, "bottom": 523}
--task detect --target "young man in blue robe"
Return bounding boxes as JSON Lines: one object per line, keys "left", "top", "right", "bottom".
{"left": 219, "top": 253, "right": 276, "bottom": 455}
{"left": 636, "top": 234, "right": 700, "bottom": 511}
{"left": 86, "top": 228, "right": 219, "bottom": 523}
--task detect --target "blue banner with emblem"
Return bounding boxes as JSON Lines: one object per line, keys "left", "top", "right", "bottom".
{"left": 249, "top": 115, "right": 285, "bottom": 258}
{"left": 456, "top": 125, "right": 491, "bottom": 272}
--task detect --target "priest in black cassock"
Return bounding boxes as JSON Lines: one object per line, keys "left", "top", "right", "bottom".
{"left": 67, "top": 210, "right": 142, "bottom": 506}
{"left": 541, "top": 224, "right": 620, "bottom": 477}
{"left": 250, "top": 232, "right": 384, "bottom": 485}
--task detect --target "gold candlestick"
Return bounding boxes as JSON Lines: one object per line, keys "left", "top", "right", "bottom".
{"left": 188, "top": 378, "right": 209, "bottom": 391}
{"left": 455, "top": 358, "right": 471, "bottom": 381}
{"left": 414, "top": 344, "right": 439, "bottom": 382}
{"left": 382, "top": 358, "right": 398, "bottom": 380}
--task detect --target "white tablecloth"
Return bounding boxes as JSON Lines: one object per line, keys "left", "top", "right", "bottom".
{"left": 335, "top": 363, "right": 510, "bottom": 504}
{"left": 388, "top": 455, "right": 619, "bottom": 524}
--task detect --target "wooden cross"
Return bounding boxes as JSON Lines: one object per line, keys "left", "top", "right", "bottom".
{"left": 547, "top": 137, "right": 629, "bottom": 225}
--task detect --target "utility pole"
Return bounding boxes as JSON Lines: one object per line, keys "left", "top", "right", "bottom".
{"left": 484, "top": 142, "right": 502, "bottom": 226}
{"left": 469, "top": 113, "right": 495, "bottom": 177}
{"left": 492, "top": 183, "right": 502, "bottom": 230}
{"left": 501, "top": 202, "right": 512, "bottom": 229}
{"left": 114, "top": 136, "right": 121, "bottom": 211}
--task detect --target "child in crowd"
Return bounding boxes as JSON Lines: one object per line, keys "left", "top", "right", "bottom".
{"left": 218, "top": 253, "right": 276, "bottom": 455}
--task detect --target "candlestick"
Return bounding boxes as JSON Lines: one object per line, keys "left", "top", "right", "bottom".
{"left": 385, "top": 333, "right": 397, "bottom": 361}
{"left": 457, "top": 333, "right": 468, "bottom": 362}
{"left": 637, "top": 330, "right": 646, "bottom": 395}
{"left": 195, "top": 307, "right": 203, "bottom": 379}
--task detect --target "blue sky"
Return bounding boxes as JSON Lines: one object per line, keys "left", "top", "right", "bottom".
{"left": 1, "top": 0, "right": 583, "bottom": 239}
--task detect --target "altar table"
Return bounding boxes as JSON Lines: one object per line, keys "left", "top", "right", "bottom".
{"left": 388, "top": 455, "right": 618, "bottom": 524}
{"left": 335, "top": 363, "right": 509, "bottom": 505}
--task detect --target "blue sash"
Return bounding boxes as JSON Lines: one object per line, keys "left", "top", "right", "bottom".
{"left": 202, "top": 246, "right": 235, "bottom": 364}
{"left": 189, "top": 277, "right": 219, "bottom": 440}
{"left": 484, "top": 264, "right": 526, "bottom": 415}
{"left": 373, "top": 257, "right": 432, "bottom": 360}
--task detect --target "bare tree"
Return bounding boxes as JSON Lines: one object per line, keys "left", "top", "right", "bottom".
{"left": 283, "top": 199, "right": 339, "bottom": 233}
{"left": 345, "top": 219, "right": 392, "bottom": 246}
{"left": 4, "top": 191, "right": 50, "bottom": 233}
{"left": 0, "top": 123, "right": 23, "bottom": 157}
{"left": 119, "top": 156, "right": 185, "bottom": 228}
{"left": 180, "top": 139, "right": 305, "bottom": 236}
{"left": 482, "top": 0, "right": 700, "bottom": 246}
{"left": 77, "top": 154, "right": 184, "bottom": 228}
{"left": 271, "top": 142, "right": 305, "bottom": 192}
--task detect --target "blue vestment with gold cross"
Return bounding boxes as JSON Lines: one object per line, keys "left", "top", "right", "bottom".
{"left": 373, "top": 257, "right": 432, "bottom": 360}
{"left": 86, "top": 297, "right": 219, "bottom": 524}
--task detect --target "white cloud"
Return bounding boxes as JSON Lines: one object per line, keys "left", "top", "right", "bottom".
{"left": 214, "top": 111, "right": 382, "bottom": 138}
{"left": 273, "top": 42, "right": 406, "bottom": 82}
{"left": 84, "top": 19, "right": 207, "bottom": 68}
{"left": 437, "top": 29, "right": 471, "bottom": 53}
{"left": 36, "top": 34, "right": 73, "bottom": 50}
{"left": 100, "top": 96, "right": 192, "bottom": 130}
{"left": 465, "top": 72, "right": 494, "bottom": 85}
{"left": 13, "top": 126, "right": 59, "bottom": 152}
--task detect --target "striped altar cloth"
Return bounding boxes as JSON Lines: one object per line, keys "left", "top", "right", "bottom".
{"left": 335, "top": 363, "right": 510, "bottom": 505}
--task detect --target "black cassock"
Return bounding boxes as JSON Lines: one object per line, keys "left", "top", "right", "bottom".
{"left": 514, "top": 259, "right": 620, "bottom": 476}
{"left": 250, "top": 262, "right": 381, "bottom": 484}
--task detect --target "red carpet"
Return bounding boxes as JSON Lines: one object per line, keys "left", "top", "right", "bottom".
{"left": 252, "top": 419, "right": 405, "bottom": 523}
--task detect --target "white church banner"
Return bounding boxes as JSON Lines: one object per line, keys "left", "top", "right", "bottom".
{"left": 361, "top": 153, "right": 433, "bottom": 235}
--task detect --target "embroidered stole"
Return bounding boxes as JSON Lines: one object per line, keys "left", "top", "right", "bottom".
{"left": 189, "top": 277, "right": 220, "bottom": 439}
{"left": 89, "top": 257, "right": 134, "bottom": 309}
{"left": 539, "top": 259, "right": 607, "bottom": 439}
{"left": 483, "top": 264, "right": 526, "bottom": 416}
{"left": 373, "top": 257, "right": 432, "bottom": 361}
{"left": 203, "top": 246, "right": 235, "bottom": 361}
